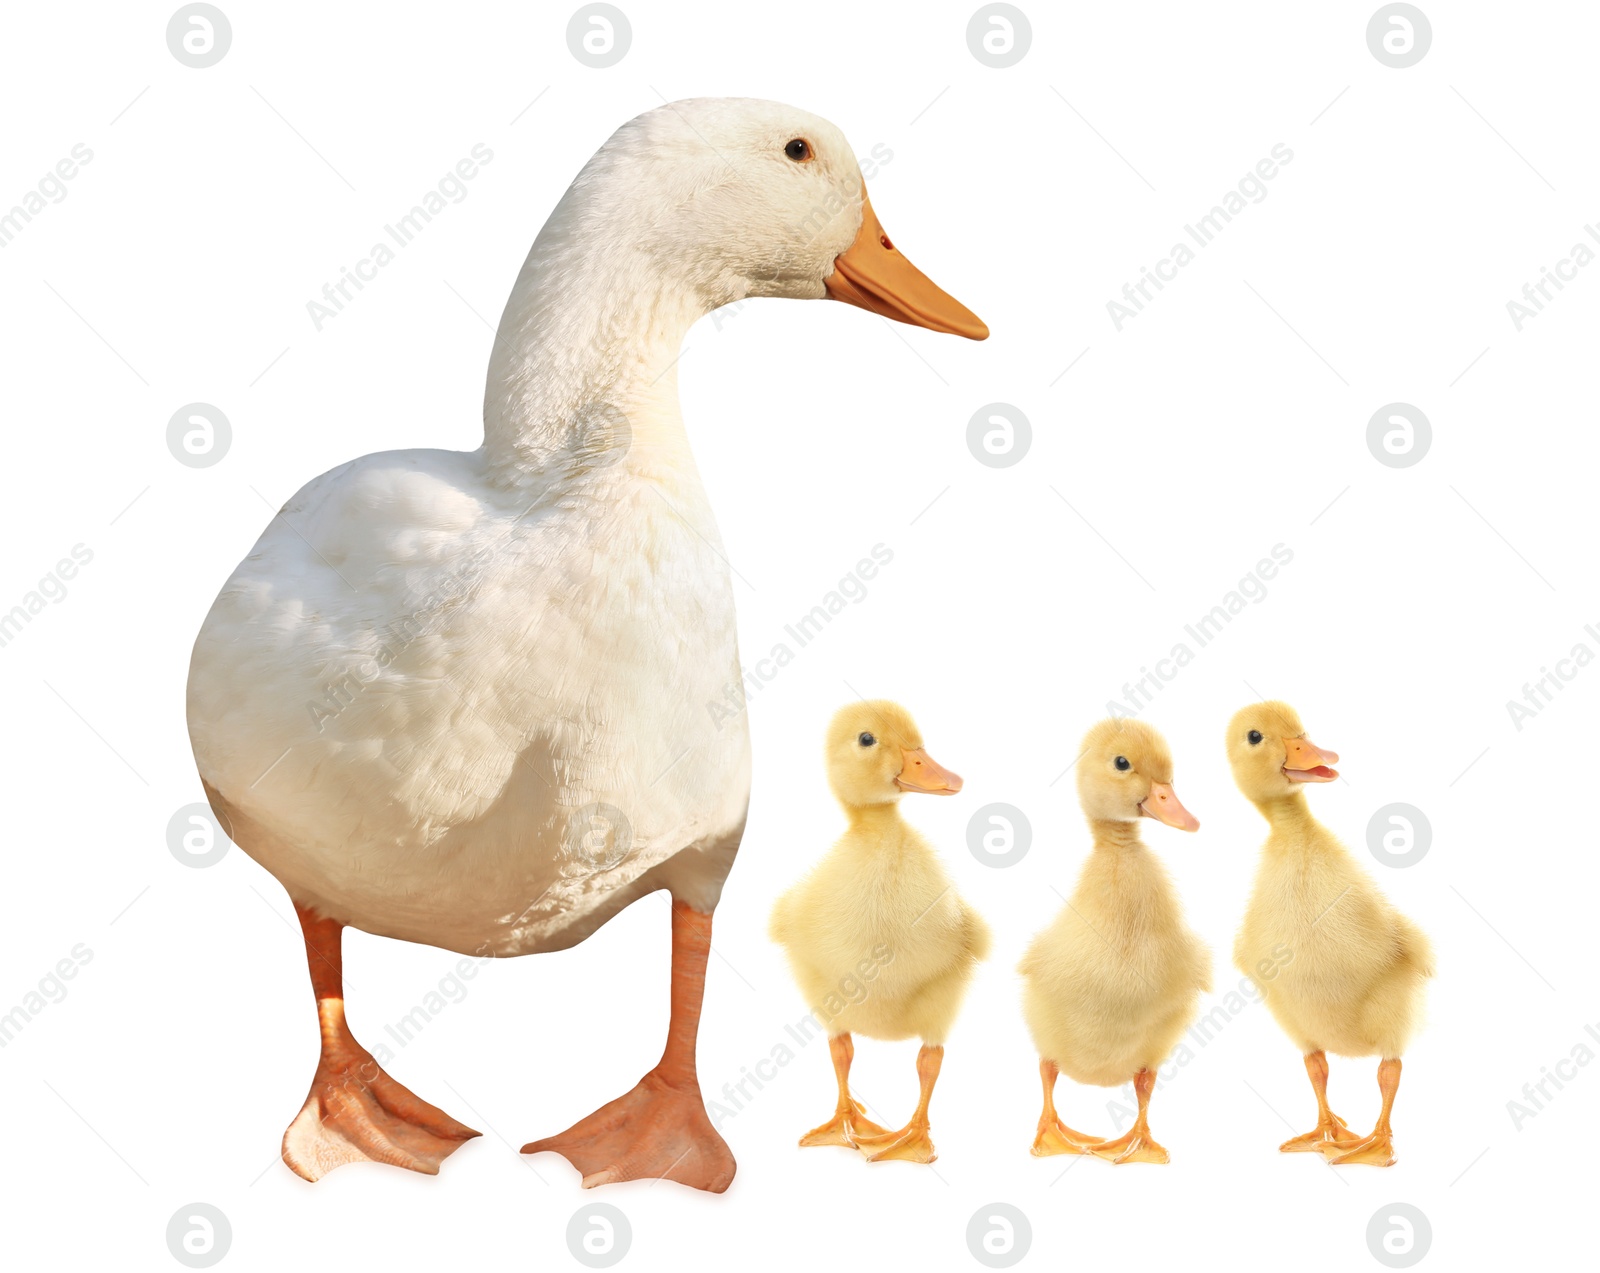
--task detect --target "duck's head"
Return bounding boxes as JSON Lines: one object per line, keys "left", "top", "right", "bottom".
{"left": 568, "top": 98, "right": 987, "bottom": 339}
{"left": 825, "top": 700, "right": 963, "bottom": 809}
{"left": 1076, "top": 718, "right": 1199, "bottom": 832}
{"left": 1225, "top": 700, "right": 1340, "bottom": 803}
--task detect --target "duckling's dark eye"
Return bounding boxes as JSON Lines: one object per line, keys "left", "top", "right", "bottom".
{"left": 1247, "top": 730, "right": 1263, "bottom": 745}
{"left": 784, "top": 138, "right": 812, "bottom": 162}
{"left": 858, "top": 732, "right": 876, "bottom": 747}
{"left": 1114, "top": 756, "right": 1131, "bottom": 771}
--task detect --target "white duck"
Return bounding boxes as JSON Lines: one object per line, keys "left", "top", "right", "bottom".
{"left": 186, "top": 98, "right": 985, "bottom": 1192}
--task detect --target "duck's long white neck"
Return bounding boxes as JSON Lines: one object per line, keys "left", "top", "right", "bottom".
{"left": 481, "top": 213, "right": 712, "bottom": 489}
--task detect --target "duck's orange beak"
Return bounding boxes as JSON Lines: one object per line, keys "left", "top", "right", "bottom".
{"left": 1140, "top": 781, "right": 1200, "bottom": 831}
{"left": 824, "top": 194, "right": 989, "bottom": 340}
{"left": 1283, "top": 737, "right": 1340, "bottom": 783}
{"left": 895, "top": 747, "right": 964, "bottom": 795}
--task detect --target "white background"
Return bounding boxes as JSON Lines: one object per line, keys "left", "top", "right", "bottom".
{"left": 1, "top": 1, "right": 1593, "bottom": 1268}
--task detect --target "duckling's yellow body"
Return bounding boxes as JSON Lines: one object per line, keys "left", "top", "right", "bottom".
{"left": 1233, "top": 804, "right": 1433, "bottom": 1061}
{"left": 770, "top": 700, "right": 988, "bottom": 1164}
{"left": 771, "top": 805, "right": 990, "bottom": 1043}
{"left": 1020, "top": 824, "right": 1211, "bottom": 1087}
{"left": 1019, "top": 719, "right": 1207, "bottom": 1164}
{"left": 1226, "top": 701, "right": 1434, "bottom": 1167}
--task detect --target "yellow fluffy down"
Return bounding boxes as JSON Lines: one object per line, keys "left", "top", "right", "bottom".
{"left": 769, "top": 701, "right": 990, "bottom": 1045}
{"left": 1226, "top": 701, "right": 1435, "bottom": 1059}
{"left": 1018, "top": 719, "right": 1212, "bottom": 1088}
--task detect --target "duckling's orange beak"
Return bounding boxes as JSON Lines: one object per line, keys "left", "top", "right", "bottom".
{"left": 825, "top": 194, "right": 989, "bottom": 340}
{"left": 895, "top": 747, "right": 964, "bottom": 795}
{"left": 1283, "top": 736, "right": 1340, "bottom": 783}
{"left": 1140, "top": 781, "right": 1200, "bottom": 831}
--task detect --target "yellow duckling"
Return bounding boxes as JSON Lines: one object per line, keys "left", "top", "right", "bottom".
{"left": 1019, "top": 719, "right": 1209, "bottom": 1164}
{"left": 769, "top": 701, "right": 990, "bottom": 1164}
{"left": 1227, "top": 701, "right": 1435, "bottom": 1167}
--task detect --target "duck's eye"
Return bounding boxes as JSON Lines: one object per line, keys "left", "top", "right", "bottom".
{"left": 1114, "top": 756, "right": 1131, "bottom": 771}
{"left": 858, "top": 732, "right": 876, "bottom": 747}
{"left": 784, "top": 138, "right": 812, "bottom": 162}
{"left": 1247, "top": 730, "right": 1263, "bottom": 745}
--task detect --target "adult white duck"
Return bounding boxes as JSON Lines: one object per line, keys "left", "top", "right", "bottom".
{"left": 186, "top": 98, "right": 986, "bottom": 1192}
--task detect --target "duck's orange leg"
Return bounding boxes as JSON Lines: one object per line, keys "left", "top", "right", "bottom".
{"left": 1281, "top": 1049, "right": 1362, "bottom": 1153}
{"left": 1032, "top": 1059, "right": 1103, "bottom": 1156}
{"left": 281, "top": 903, "right": 480, "bottom": 1182}
{"left": 853, "top": 1044, "right": 943, "bottom": 1164}
{"left": 1090, "top": 1067, "right": 1170, "bottom": 1164}
{"left": 1323, "top": 1058, "right": 1400, "bottom": 1166}
{"left": 800, "top": 1033, "right": 890, "bottom": 1147}
{"left": 522, "top": 898, "right": 736, "bottom": 1192}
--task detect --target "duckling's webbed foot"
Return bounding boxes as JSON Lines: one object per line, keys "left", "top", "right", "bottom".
{"left": 281, "top": 904, "right": 480, "bottom": 1182}
{"left": 522, "top": 900, "right": 736, "bottom": 1193}
{"left": 1031, "top": 1060, "right": 1102, "bottom": 1156}
{"left": 853, "top": 1042, "right": 944, "bottom": 1165}
{"left": 1321, "top": 1057, "right": 1401, "bottom": 1167}
{"left": 1281, "top": 1049, "right": 1362, "bottom": 1154}
{"left": 1088, "top": 1068, "right": 1170, "bottom": 1165}
{"left": 1279, "top": 1114, "right": 1361, "bottom": 1153}
{"left": 801, "top": 1099, "right": 889, "bottom": 1148}
{"left": 801, "top": 1032, "right": 889, "bottom": 1147}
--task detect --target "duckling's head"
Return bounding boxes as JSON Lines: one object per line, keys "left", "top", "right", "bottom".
{"left": 1076, "top": 718, "right": 1199, "bottom": 831}
{"left": 564, "top": 98, "right": 986, "bottom": 338}
{"left": 825, "top": 700, "right": 963, "bottom": 809}
{"left": 1225, "top": 700, "right": 1340, "bottom": 803}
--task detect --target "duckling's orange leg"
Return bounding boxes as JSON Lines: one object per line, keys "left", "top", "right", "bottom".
{"left": 1324, "top": 1058, "right": 1400, "bottom": 1166}
{"left": 853, "top": 1044, "right": 943, "bottom": 1164}
{"left": 1280, "top": 1050, "right": 1362, "bottom": 1153}
{"left": 1031, "top": 1059, "right": 1103, "bottom": 1156}
{"left": 522, "top": 898, "right": 736, "bottom": 1192}
{"left": 800, "top": 1033, "right": 890, "bottom": 1147}
{"left": 281, "top": 903, "right": 480, "bottom": 1182}
{"left": 1090, "top": 1067, "right": 1169, "bottom": 1164}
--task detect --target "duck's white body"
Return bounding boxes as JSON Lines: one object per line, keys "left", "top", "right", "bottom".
{"left": 189, "top": 441, "right": 749, "bottom": 957}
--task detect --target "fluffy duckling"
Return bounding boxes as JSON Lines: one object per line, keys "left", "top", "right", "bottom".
{"left": 1227, "top": 701, "right": 1435, "bottom": 1167}
{"left": 1018, "top": 719, "right": 1210, "bottom": 1164}
{"left": 770, "top": 701, "right": 990, "bottom": 1164}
